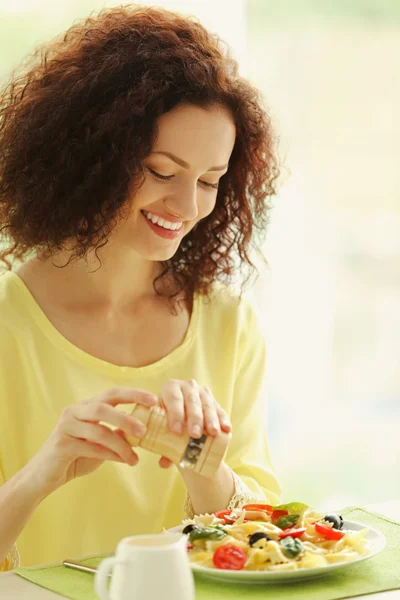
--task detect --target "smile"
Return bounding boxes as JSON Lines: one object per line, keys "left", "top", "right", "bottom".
{"left": 141, "top": 210, "right": 183, "bottom": 230}
{"left": 141, "top": 210, "right": 183, "bottom": 240}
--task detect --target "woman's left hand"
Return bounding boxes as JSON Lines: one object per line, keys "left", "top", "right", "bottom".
{"left": 157, "top": 378, "right": 232, "bottom": 469}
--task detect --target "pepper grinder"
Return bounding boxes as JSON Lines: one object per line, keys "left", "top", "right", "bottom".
{"left": 125, "top": 404, "right": 231, "bottom": 479}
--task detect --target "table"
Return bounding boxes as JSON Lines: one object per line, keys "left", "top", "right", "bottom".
{"left": 1, "top": 501, "right": 399, "bottom": 599}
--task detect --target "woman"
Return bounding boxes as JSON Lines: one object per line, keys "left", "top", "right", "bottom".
{"left": 0, "top": 5, "right": 281, "bottom": 569}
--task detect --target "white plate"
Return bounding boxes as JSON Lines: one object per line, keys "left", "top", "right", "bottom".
{"left": 168, "top": 520, "right": 386, "bottom": 584}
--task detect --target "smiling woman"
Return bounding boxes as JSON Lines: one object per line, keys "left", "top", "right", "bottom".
{"left": 0, "top": 4, "right": 281, "bottom": 570}
{"left": 121, "top": 103, "right": 236, "bottom": 260}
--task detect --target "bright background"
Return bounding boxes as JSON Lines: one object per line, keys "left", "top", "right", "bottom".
{"left": 1, "top": 0, "right": 399, "bottom": 510}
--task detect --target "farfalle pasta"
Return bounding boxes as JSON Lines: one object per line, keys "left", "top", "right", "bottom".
{"left": 182, "top": 502, "right": 371, "bottom": 571}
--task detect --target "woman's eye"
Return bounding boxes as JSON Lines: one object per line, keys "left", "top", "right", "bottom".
{"left": 147, "top": 167, "right": 173, "bottom": 181}
{"left": 147, "top": 167, "right": 218, "bottom": 189}
{"left": 199, "top": 180, "right": 219, "bottom": 190}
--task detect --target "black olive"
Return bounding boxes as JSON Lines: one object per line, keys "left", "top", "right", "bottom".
{"left": 182, "top": 524, "right": 198, "bottom": 535}
{"left": 248, "top": 532, "right": 272, "bottom": 546}
{"left": 323, "top": 514, "right": 344, "bottom": 530}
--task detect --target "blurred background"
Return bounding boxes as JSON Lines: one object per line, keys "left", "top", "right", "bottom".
{"left": 1, "top": 0, "right": 399, "bottom": 510}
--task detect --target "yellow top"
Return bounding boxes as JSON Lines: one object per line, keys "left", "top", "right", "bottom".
{"left": 0, "top": 270, "right": 280, "bottom": 567}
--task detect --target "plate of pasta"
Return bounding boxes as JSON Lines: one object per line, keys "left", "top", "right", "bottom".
{"left": 169, "top": 502, "right": 386, "bottom": 583}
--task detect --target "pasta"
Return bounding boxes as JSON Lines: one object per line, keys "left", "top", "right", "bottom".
{"left": 182, "top": 503, "right": 371, "bottom": 571}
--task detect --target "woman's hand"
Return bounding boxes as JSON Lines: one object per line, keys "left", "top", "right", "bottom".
{"left": 157, "top": 379, "right": 231, "bottom": 469}
{"left": 26, "top": 387, "right": 157, "bottom": 496}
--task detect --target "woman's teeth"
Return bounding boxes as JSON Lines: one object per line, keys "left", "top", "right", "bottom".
{"left": 142, "top": 211, "right": 182, "bottom": 230}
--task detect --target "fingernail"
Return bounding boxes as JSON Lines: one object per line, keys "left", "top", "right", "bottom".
{"left": 172, "top": 421, "right": 183, "bottom": 434}
{"left": 209, "top": 423, "right": 220, "bottom": 434}
{"left": 222, "top": 421, "right": 231, "bottom": 430}
{"left": 192, "top": 424, "right": 202, "bottom": 438}
{"left": 145, "top": 395, "right": 157, "bottom": 405}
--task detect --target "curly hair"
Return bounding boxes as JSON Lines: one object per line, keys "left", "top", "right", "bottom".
{"left": 0, "top": 4, "right": 280, "bottom": 309}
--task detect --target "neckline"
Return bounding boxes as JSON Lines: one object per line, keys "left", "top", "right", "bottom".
{"left": 6, "top": 270, "right": 199, "bottom": 377}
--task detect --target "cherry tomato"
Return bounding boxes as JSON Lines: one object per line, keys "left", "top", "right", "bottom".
{"left": 278, "top": 527, "right": 306, "bottom": 539}
{"left": 271, "top": 509, "right": 289, "bottom": 523}
{"left": 214, "top": 509, "right": 236, "bottom": 524}
{"left": 213, "top": 545, "right": 247, "bottom": 570}
{"left": 315, "top": 522, "right": 345, "bottom": 541}
{"left": 187, "top": 544, "right": 194, "bottom": 550}
{"left": 242, "top": 504, "right": 273, "bottom": 513}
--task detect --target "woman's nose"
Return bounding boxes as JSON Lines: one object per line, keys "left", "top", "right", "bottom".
{"left": 167, "top": 184, "right": 199, "bottom": 222}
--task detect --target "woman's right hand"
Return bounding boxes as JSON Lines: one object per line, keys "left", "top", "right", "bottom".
{"left": 25, "top": 387, "right": 157, "bottom": 496}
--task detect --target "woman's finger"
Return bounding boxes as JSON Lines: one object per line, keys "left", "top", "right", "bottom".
{"left": 99, "top": 387, "right": 158, "bottom": 407}
{"left": 182, "top": 383, "right": 204, "bottom": 439}
{"left": 159, "top": 380, "right": 185, "bottom": 434}
{"left": 70, "top": 438, "right": 136, "bottom": 464}
{"left": 215, "top": 404, "right": 232, "bottom": 432}
{"left": 71, "top": 400, "right": 149, "bottom": 440}
{"left": 159, "top": 456, "right": 173, "bottom": 469}
{"left": 65, "top": 420, "right": 138, "bottom": 465}
{"left": 199, "top": 387, "right": 220, "bottom": 435}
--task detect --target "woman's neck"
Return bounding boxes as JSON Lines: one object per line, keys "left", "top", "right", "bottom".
{"left": 16, "top": 245, "right": 163, "bottom": 312}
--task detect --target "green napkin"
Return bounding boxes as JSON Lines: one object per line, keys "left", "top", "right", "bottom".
{"left": 14, "top": 506, "right": 400, "bottom": 600}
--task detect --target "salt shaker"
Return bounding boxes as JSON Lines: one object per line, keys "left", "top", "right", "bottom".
{"left": 125, "top": 404, "right": 231, "bottom": 479}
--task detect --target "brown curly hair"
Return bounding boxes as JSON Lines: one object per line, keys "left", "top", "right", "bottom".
{"left": 0, "top": 4, "right": 280, "bottom": 308}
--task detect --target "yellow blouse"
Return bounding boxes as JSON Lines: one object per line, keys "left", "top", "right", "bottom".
{"left": 0, "top": 270, "right": 281, "bottom": 567}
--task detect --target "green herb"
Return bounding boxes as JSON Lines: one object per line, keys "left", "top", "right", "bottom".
{"left": 273, "top": 502, "right": 309, "bottom": 514}
{"left": 212, "top": 524, "right": 229, "bottom": 534}
{"left": 280, "top": 537, "right": 304, "bottom": 558}
{"left": 276, "top": 514, "right": 300, "bottom": 530}
{"left": 189, "top": 526, "right": 227, "bottom": 543}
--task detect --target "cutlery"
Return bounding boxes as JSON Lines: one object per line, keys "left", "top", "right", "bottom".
{"left": 63, "top": 560, "right": 111, "bottom": 577}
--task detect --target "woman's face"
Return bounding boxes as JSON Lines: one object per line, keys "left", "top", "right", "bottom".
{"left": 117, "top": 103, "right": 236, "bottom": 261}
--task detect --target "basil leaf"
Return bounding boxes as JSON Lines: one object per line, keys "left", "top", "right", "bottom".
{"left": 189, "top": 526, "right": 227, "bottom": 543}
{"left": 276, "top": 514, "right": 300, "bottom": 530}
{"left": 273, "top": 502, "right": 309, "bottom": 514}
{"left": 280, "top": 537, "right": 304, "bottom": 558}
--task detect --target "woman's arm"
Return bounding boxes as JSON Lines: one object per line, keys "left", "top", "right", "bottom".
{"left": 179, "top": 461, "right": 235, "bottom": 516}
{"left": 0, "top": 464, "right": 46, "bottom": 566}
{"left": 0, "top": 387, "right": 157, "bottom": 569}
{"left": 181, "top": 298, "right": 281, "bottom": 517}
{"left": 221, "top": 299, "right": 281, "bottom": 505}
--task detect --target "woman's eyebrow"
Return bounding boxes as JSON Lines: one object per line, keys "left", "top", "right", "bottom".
{"left": 151, "top": 151, "right": 228, "bottom": 172}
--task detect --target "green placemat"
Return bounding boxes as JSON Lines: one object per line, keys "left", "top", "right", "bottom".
{"left": 14, "top": 506, "right": 400, "bottom": 600}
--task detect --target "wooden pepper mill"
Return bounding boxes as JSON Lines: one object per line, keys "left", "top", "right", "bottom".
{"left": 125, "top": 404, "right": 231, "bottom": 479}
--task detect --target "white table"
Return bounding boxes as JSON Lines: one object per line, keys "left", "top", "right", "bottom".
{"left": 1, "top": 501, "right": 399, "bottom": 599}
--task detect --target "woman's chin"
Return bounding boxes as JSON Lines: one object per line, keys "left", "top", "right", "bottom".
{"left": 137, "top": 245, "right": 179, "bottom": 262}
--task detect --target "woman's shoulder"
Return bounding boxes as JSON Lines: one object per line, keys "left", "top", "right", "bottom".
{"left": 0, "top": 268, "right": 14, "bottom": 312}
{"left": 0, "top": 269, "right": 26, "bottom": 330}
{"left": 0, "top": 277, "right": 19, "bottom": 359}
{"left": 196, "top": 283, "right": 259, "bottom": 331}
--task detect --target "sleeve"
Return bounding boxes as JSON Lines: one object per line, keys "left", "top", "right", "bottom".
{"left": 0, "top": 321, "right": 21, "bottom": 570}
{"left": 184, "top": 297, "right": 281, "bottom": 518}
{"left": 0, "top": 469, "right": 20, "bottom": 572}
{"left": 223, "top": 297, "right": 281, "bottom": 506}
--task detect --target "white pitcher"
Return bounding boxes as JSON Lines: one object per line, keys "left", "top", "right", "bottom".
{"left": 94, "top": 532, "right": 195, "bottom": 600}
